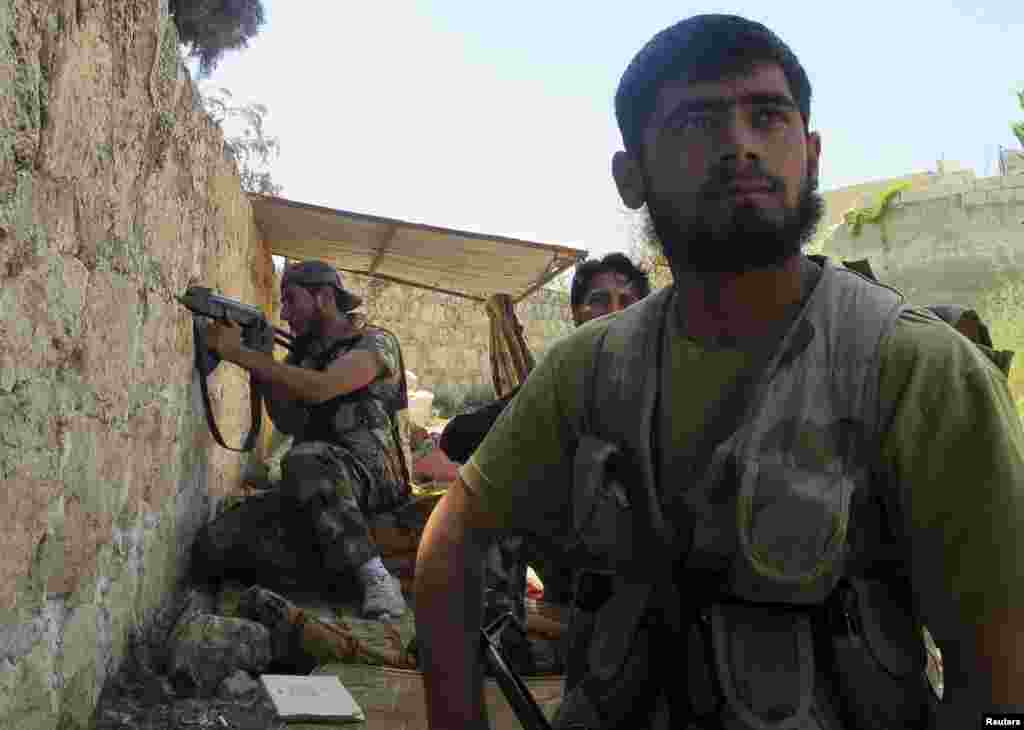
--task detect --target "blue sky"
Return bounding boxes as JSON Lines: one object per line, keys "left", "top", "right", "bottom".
{"left": 191, "top": 1, "right": 1024, "bottom": 262}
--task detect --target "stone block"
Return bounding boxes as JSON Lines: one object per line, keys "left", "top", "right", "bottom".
{"left": 0, "top": 639, "right": 56, "bottom": 730}
{"left": 1002, "top": 174, "right": 1024, "bottom": 190}
{"left": 974, "top": 176, "right": 1005, "bottom": 191}
{"left": 989, "top": 189, "right": 1015, "bottom": 205}
{"left": 899, "top": 190, "right": 935, "bottom": 205}
{"left": 168, "top": 613, "right": 272, "bottom": 697}
{"left": 963, "top": 191, "right": 988, "bottom": 208}
{"left": 60, "top": 603, "right": 102, "bottom": 730}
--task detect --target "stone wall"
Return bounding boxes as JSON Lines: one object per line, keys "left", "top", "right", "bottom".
{"left": 269, "top": 270, "right": 576, "bottom": 391}
{"left": 824, "top": 171, "right": 1024, "bottom": 407}
{"left": 0, "top": 2, "right": 273, "bottom": 728}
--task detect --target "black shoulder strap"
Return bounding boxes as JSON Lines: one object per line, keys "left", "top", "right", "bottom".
{"left": 194, "top": 319, "right": 262, "bottom": 452}
{"left": 584, "top": 287, "right": 677, "bottom": 577}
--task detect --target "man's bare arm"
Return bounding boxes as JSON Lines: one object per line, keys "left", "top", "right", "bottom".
{"left": 231, "top": 347, "right": 380, "bottom": 404}
{"left": 414, "top": 477, "right": 502, "bottom": 730}
{"left": 919, "top": 604, "right": 1024, "bottom": 728}
{"left": 976, "top": 607, "right": 1024, "bottom": 708}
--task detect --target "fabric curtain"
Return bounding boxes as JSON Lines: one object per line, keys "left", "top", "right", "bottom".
{"left": 485, "top": 294, "right": 535, "bottom": 399}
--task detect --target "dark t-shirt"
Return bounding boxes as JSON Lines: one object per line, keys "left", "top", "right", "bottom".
{"left": 439, "top": 386, "right": 520, "bottom": 465}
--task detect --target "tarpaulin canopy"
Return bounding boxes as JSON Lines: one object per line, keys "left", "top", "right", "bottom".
{"left": 249, "top": 194, "right": 587, "bottom": 302}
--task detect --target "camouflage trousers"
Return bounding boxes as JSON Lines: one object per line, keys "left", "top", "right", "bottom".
{"left": 192, "top": 440, "right": 411, "bottom": 592}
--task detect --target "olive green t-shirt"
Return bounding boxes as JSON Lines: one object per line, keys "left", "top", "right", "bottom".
{"left": 461, "top": 297, "right": 1024, "bottom": 632}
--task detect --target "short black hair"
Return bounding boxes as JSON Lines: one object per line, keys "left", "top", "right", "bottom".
{"left": 570, "top": 253, "right": 651, "bottom": 311}
{"left": 615, "top": 14, "right": 812, "bottom": 156}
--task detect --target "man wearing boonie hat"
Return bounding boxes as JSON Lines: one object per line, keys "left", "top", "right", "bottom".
{"left": 203, "top": 260, "right": 409, "bottom": 621}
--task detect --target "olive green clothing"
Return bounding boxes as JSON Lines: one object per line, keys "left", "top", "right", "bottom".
{"left": 461, "top": 298, "right": 1024, "bottom": 632}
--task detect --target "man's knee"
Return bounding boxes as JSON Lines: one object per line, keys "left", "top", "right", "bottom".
{"left": 281, "top": 444, "right": 337, "bottom": 504}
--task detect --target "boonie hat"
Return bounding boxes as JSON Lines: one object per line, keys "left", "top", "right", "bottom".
{"left": 282, "top": 260, "right": 363, "bottom": 312}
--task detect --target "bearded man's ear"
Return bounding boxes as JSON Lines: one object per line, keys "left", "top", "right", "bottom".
{"left": 612, "top": 151, "right": 647, "bottom": 210}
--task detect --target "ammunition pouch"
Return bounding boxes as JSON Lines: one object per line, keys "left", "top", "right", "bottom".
{"left": 677, "top": 580, "right": 938, "bottom": 730}
{"left": 300, "top": 396, "right": 389, "bottom": 446}
{"left": 556, "top": 434, "right": 672, "bottom": 730}
{"left": 556, "top": 575, "right": 661, "bottom": 730}
{"left": 564, "top": 429, "right": 938, "bottom": 730}
{"left": 686, "top": 602, "right": 816, "bottom": 730}
{"left": 817, "top": 578, "right": 938, "bottom": 730}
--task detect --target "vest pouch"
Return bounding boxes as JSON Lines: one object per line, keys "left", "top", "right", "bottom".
{"left": 705, "top": 602, "right": 816, "bottom": 730}
{"left": 572, "top": 435, "right": 635, "bottom": 568}
{"left": 823, "top": 578, "right": 937, "bottom": 730}
{"left": 555, "top": 581, "right": 658, "bottom": 730}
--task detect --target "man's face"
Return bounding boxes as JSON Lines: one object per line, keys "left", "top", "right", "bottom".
{"left": 631, "top": 62, "right": 822, "bottom": 274}
{"left": 280, "top": 283, "right": 321, "bottom": 337}
{"left": 573, "top": 271, "right": 642, "bottom": 326}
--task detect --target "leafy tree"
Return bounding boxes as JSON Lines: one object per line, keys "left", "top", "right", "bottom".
{"left": 171, "top": 0, "right": 266, "bottom": 77}
{"left": 201, "top": 86, "right": 283, "bottom": 195}
{"left": 1013, "top": 88, "right": 1024, "bottom": 148}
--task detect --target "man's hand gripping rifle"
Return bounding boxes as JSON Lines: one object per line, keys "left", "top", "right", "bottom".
{"left": 177, "top": 286, "right": 295, "bottom": 452}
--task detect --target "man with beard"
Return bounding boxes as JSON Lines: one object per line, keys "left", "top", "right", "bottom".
{"left": 200, "top": 261, "right": 409, "bottom": 621}
{"left": 414, "top": 14, "right": 1024, "bottom": 730}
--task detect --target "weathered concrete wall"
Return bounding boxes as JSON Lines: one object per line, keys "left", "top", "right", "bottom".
{"left": 269, "top": 269, "right": 576, "bottom": 391}
{"left": 0, "top": 2, "right": 273, "bottom": 728}
{"left": 824, "top": 171, "right": 1024, "bottom": 407}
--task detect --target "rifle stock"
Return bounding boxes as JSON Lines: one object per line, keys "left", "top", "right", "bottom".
{"left": 481, "top": 613, "right": 555, "bottom": 730}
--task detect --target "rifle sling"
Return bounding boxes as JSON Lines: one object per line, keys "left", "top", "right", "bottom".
{"left": 194, "top": 318, "right": 263, "bottom": 453}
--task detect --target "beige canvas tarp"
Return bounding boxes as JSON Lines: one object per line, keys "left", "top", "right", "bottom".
{"left": 249, "top": 194, "right": 586, "bottom": 303}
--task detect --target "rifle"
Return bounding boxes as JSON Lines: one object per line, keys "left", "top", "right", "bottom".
{"left": 177, "top": 286, "right": 295, "bottom": 452}
{"left": 480, "top": 612, "right": 555, "bottom": 730}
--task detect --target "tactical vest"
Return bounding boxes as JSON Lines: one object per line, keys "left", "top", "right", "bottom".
{"left": 555, "top": 258, "right": 940, "bottom": 730}
{"left": 294, "top": 327, "right": 411, "bottom": 485}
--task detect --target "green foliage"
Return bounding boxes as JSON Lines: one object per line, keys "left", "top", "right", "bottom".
{"left": 805, "top": 222, "right": 841, "bottom": 257}
{"left": 976, "top": 275, "right": 1024, "bottom": 421}
{"left": 432, "top": 382, "right": 497, "bottom": 419}
{"left": 842, "top": 182, "right": 912, "bottom": 245}
{"left": 170, "top": 0, "right": 265, "bottom": 77}
{"left": 625, "top": 211, "right": 674, "bottom": 290}
{"left": 157, "top": 110, "right": 176, "bottom": 135}
{"left": 1013, "top": 88, "right": 1024, "bottom": 148}
{"left": 201, "top": 85, "right": 282, "bottom": 195}
{"left": 158, "top": 13, "right": 181, "bottom": 83}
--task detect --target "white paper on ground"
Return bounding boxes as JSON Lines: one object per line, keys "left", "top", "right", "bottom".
{"left": 260, "top": 674, "right": 366, "bottom": 723}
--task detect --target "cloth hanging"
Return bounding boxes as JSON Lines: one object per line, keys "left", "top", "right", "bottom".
{"left": 486, "top": 294, "right": 536, "bottom": 399}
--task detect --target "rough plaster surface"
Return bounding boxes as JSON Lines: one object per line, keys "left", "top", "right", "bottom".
{"left": 0, "top": 1, "right": 273, "bottom": 727}
{"left": 825, "top": 172, "right": 1024, "bottom": 402}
